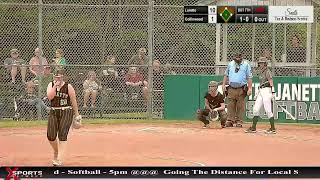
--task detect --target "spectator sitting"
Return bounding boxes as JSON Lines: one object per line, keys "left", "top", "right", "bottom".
{"left": 103, "top": 55, "right": 119, "bottom": 78}
{"left": 144, "top": 60, "right": 177, "bottom": 91}
{"left": 141, "top": 60, "right": 160, "bottom": 104}
{"left": 83, "top": 71, "right": 101, "bottom": 108}
{"left": 33, "top": 65, "right": 54, "bottom": 98}
{"left": 4, "top": 48, "right": 27, "bottom": 84}
{"left": 143, "top": 60, "right": 176, "bottom": 104}
{"left": 52, "top": 49, "right": 67, "bottom": 73}
{"left": 280, "top": 35, "right": 306, "bottom": 76}
{"left": 150, "top": 59, "right": 163, "bottom": 90}
{"left": 124, "top": 67, "right": 144, "bottom": 100}
{"left": 128, "top": 48, "right": 147, "bottom": 65}
{"left": 163, "top": 62, "right": 177, "bottom": 75}
{"left": 286, "top": 35, "right": 306, "bottom": 63}
{"left": 15, "top": 81, "right": 49, "bottom": 119}
{"left": 29, "top": 47, "right": 48, "bottom": 78}
{"left": 101, "top": 55, "right": 122, "bottom": 91}
{"left": 128, "top": 48, "right": 148, "bottom": 79}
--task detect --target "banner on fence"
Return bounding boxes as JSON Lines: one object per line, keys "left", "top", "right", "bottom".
{"left": 164, "top": 75, "right": 320, "bottom": 124}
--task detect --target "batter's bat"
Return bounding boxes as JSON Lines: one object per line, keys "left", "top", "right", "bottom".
{"left": 272, "top": 99, "right": 296, "bottom": 121}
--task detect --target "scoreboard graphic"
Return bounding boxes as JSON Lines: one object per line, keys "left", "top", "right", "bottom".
{"left": 184, "top": 6, "right": 313, "bottom": 23}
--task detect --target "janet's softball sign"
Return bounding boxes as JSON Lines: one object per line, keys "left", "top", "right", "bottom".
{"left": 247, "top": 78, "right": 320, "bottom": 122}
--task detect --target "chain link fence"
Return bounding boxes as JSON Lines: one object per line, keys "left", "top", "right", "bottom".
{"left": 0, "top": 0, "right": 319, "bottom": 120}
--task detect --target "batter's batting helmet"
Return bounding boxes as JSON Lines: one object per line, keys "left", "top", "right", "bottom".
{"left": 209, "top": 110, "right": 219, "bottom": 121}
{"left": 257, "top": 57, "right": 268, "bottom": 64}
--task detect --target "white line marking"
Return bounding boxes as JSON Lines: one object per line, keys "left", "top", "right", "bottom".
{"left": 137, "top": 127, "right": 156, "bottom": 132}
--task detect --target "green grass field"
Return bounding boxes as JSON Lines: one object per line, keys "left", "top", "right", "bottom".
{"left": 1, "top": 118, "right": 320, "bottom": 129}
{"left": 0, "top": 118, "right": 197, "bottom": 128}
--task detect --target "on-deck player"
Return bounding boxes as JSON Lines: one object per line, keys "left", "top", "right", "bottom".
{"left": 46, "top": 69, "right": 82, "bottom": 166}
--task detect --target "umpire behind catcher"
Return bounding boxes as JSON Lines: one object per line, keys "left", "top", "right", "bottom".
{"left": 46, "top": 69, "right": 81, "bottom": 166}
{"left": 197, "top": 81, "right": 227, "bottom": 128}
{"left": 222, "top": 52, "right": 253, "bottom": 127}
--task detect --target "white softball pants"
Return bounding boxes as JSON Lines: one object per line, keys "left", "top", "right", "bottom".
{"left": 253, "top": 87, "right": 274, "bottom": 118}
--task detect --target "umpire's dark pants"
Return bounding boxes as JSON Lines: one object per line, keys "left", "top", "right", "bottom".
{"left": 47, "top": 109, "right": 73, "bottom": 141}
{"left": 227, "top": 87, "right": 246, "bottom": 125}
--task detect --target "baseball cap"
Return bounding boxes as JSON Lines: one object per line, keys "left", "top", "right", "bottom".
{"left": 10, "top": 49, "right": 19, "bottom": 54}
{"left": 54, "top": 69, "right": 65, "bottom": 77}
{"left": 234, "top": 52, "right": 243, "bottom": 57}
{"left": 139, "top": 48, "right": 147, "bottom": 53}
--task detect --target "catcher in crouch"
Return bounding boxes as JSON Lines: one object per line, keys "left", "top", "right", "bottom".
{"left": 197, "top": 81, "right": 227, "bottom": 128}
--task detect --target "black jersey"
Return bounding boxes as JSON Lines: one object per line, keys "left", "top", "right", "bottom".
{"left": 51, "top": 82, "right": 71, "bottom": 107}
{"left": 204, "top": 91, "right": 224, "bottom": 109}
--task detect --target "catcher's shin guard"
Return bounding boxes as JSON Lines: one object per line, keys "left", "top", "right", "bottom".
{"left": 219, "top": 110, "right": 227, "bottom": 126}
{"left": 197, "top": 109, "right": 209, "bottom": 125}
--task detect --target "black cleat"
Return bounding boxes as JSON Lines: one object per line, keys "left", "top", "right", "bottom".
{"left": 245, "top": 127, "right": 257, "bottom": 133}
{"left": 236, "top": 123, "right": 243, "bottom": 128}
{"left": 264, "top": 128, "right": 276, "bottom": 134}
{"left": 202, "top": 124, "right": 210, "bottom": 129}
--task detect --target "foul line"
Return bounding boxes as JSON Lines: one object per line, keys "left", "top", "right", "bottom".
{"left": 137, "top": 127, "right": 156, "bottom": 132}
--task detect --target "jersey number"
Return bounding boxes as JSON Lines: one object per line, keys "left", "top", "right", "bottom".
{"left": 60, "top": 99, "right": 67, "bottom": 106}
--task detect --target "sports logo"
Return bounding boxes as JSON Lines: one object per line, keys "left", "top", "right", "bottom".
{"left": 6, "top": 167, "right": 19, "bottom": 180}
{"left": 3, "top": 167, "right": 43, "bottom": 179}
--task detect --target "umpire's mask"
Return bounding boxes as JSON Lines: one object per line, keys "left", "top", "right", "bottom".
{"left": 208, "top": 81, "right": 218, "bottom": 93}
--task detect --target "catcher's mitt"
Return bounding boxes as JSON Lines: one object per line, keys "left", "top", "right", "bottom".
{"left": 73, "top": 115, "right": 82, "bottom": 129}
{"left": 209, "top": 110, "right": 219, "bottom": 121}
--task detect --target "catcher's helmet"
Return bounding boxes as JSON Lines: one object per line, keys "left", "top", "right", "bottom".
{"left": 208, "top": 81, "right": 218, "bottom": 87}
{"left": 208, "top": 81, "right": 218, "bottom": 93}
{"left": 209, "top": 110, "right": 219, "bottom": 121}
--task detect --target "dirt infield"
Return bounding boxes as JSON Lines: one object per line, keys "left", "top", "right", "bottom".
{"left": 1, "top": 122, "right": 320, "bottom": 166}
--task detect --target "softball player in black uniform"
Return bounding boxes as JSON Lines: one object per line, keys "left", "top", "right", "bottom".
{"left": 197, "top": 81, "right": 227, "bottom": 128}
{"left": 46, "top": 70, "right": 81, "bottom": 166}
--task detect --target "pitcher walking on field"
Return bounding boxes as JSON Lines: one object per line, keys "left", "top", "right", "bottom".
{"left": 46, "top": 69, "right": 82, "bottom": 166}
